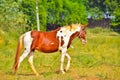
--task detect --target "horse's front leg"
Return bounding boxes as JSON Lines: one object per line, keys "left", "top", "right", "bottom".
{"left": 65, "top": 53, "right": 71, "bottom": 71}
{"left": 60, "top": 53, "right": 66, "bottom": 74}
{"left": 60, "top": 48, "right": 67, "bottom": 74}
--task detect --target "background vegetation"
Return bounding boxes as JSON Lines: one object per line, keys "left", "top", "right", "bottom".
{"left": 0, "top": 0, "right": 120, "bottom": 31}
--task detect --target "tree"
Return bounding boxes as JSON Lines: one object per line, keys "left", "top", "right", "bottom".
{"left": 112, "top": 5, "right": 120, "bottom": 27}
{"left": 103, "top": 0, "right": 120, "bottom": 27}
{"left": 0, "top": 0, "right": 27, "bottom": 33}
{"left": 19, "top": 0, "right": 47, "bottom": 31}
{"left": 0, "top": 0, "right": 88, "bottom": 31}
{"left": 84, "top": 0, "right": 120, "bottom": 27}
{"left": 20, "top": 0, "right": 36, "bottom": 30}
{"left": 46, "top": 0, "right": 87, "bottom": 26}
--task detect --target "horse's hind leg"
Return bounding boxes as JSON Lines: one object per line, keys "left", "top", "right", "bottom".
{"left": 28, "top": 51, "right": 39, "bottom": 76}
{"left": 17, "top": 49, "right": 30, "bottom": 70}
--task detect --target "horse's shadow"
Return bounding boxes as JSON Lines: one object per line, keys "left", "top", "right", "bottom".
{"left": 17, "top": 73, "right": 35, "bottom": 76}
{"left": 7, "top": 70, "right": 61, "bottom": 76}
{"left": 39, "top": 70, "right": 60, "bottom": 76}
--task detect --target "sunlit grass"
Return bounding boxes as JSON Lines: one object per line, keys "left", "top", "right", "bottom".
{"left": 0, "top": 27, "right": 120, "bottom": 80}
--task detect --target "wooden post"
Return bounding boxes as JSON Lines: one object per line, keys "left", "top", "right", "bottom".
{"left": 36, "top": 0, "right": 40, "bottom": 31}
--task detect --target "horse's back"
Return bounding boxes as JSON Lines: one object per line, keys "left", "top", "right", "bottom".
{"left": 31, "top": 30, "right": 40, "bottom": 39}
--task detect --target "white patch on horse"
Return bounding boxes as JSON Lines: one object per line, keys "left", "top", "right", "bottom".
{"left": 56, "top": 24, "right": 81, "bottom": 74}
{"left": 57, "top": 25, "right": 80, "bottom": 50}
{"left": 18, "top": 31, "right": 33, "bottom": 68}
{"left": 50, "top": 42, "right": 54, "bottom": 45}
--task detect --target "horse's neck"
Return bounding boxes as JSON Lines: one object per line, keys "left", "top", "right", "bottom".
{"left": 70, "top": 32, "right": 79, "bottom": 40}
{"left": 67, "top": 32, "right": 79, "bottom": 47}
{"left": 56, "top": 26, "right": 81, "bottom": 50}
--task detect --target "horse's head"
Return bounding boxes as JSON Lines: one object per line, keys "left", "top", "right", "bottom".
{"left": 78, "top": 24, "right": 87, "bottom": 44}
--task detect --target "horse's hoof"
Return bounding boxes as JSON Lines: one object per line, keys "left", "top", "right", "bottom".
{"left": 35, "top": 73, "right": 39, "bottom": 76}
{"left": 61, "top": 70, "right": 65, "bottom": 74}
{"left": 65, "top": 68, "right": 69, "bottom": 72}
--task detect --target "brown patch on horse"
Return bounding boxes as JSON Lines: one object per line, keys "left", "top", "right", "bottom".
{"left": 30, "top": 28, "right": 61, "bottom": 53}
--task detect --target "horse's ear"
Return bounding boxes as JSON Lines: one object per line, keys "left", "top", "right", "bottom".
{"left": 70, "top": 24, "right": 72, "bottom": 27}
{"left": 83, "top": 24, "right": 87, "bottom": 28}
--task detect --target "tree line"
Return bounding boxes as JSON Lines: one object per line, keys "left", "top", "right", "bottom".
{"left": 0, "top": 0, "right": 119, "bottom": 32}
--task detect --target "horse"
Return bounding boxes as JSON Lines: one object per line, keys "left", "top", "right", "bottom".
{"left": 13, "top": 24, "right": 87, "bottom": 76}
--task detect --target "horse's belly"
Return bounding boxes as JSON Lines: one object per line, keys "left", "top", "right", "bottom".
{"left": 36, "top": 43, "right": 59, "bottom": 53}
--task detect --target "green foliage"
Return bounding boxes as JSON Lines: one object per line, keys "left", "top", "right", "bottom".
{"left": 0, "top": 0, "right": 27, "bottom": 33}
{"left": 17, "top": 0, "right": 87, "bottom": 31}
{"left": 63, "top": 0, "right": 87, "bottom": 24}
{"left": 0, "top": 0, "right": 120, "bottom": 31}
{"left": 112, "top": 6, "right": 120, "bottom": 26}
{"left": 84, "top": 0, "right": 106, "bottom": 19}
{"left": 84, "top": 0, "right": 120, "bottom": 26}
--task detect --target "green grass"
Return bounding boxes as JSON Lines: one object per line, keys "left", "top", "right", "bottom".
{"left": 0, "top": 27, "right": 120, "bottom": 80}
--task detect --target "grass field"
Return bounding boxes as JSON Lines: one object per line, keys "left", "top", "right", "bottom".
{"left": 0, "top": 27, "right": 120, "bottom": 80}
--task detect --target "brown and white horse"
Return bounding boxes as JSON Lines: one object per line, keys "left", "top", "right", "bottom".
{"left": 13, "top": 24, "right": 87, "bottom": 76}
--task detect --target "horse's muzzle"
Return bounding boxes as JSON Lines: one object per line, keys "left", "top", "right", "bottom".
{"left": 82, "top": 39, "right": 87, "bottom": 45}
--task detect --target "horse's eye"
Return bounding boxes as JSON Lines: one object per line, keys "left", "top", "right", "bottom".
{"left": 82, "top": 28, "right": 84, "bottom": 31}
{"left": 60, "top": 31, "right": 62, "bottom": 33}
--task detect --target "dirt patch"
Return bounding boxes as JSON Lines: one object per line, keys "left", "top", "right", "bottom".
{"left": 79, "top": 76, "right": 101, "bottom": 80}
{"left": 0, "top": 70, "right": 6, "bottom": 80}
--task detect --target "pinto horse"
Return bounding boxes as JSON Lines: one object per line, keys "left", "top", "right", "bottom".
{"left": 13, "top": 24, "right": 87, "bottom": 76}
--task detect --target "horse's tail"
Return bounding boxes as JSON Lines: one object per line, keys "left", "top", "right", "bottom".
{"left": 13, "top": 34, "right": 25, "bottom": 72}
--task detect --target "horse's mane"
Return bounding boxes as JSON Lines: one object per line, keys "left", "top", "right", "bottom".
{"left": 49, "top": 27, "right": 61, "bottom": 32}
